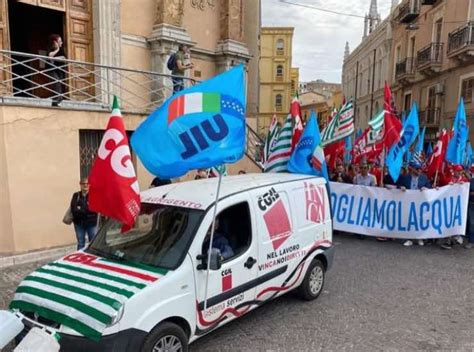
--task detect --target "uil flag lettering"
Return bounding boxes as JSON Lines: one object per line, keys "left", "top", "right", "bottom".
{"left": 89, "top": 96, "right": 140, "bottom": 231}
{"left": 131, "top": 65, "right": 246, "bottom": 179}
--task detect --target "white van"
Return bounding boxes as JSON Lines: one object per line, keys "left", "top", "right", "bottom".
{"left": 9, "top": 173, "right": 334, "bottom": 351}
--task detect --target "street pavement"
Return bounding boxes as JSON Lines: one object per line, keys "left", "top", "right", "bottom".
{"left": 1, "top": 234, "right": 473, "bottom": 351}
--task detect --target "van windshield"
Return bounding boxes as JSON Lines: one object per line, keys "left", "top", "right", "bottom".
{"left": 86, "top": 203, "right": 204, "bottom": 270}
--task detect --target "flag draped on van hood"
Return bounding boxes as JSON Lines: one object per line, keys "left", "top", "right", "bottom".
{"left": 9, "top": 252, "right": 168, "bottom": 341}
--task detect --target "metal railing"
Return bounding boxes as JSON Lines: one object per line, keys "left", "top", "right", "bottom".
{"left": 395, "top": 57, "right": 416, "bottom": 79}
{"left": 0, "top": 50, "right": 265, "bottom": 169}
{"left": 245, "top": 125, "right": 265, "bottom": 169}
{"left": 0, "top": 49, "right": 196, "bottom": 114}
{"left": 448, "top": 22, "right": 474, "bottom": 54}
{"left": 417, "top": 43, "right": 443, "bottom": 68}
{"left": 419, "top": 108, "right": 441, "bottom": 126}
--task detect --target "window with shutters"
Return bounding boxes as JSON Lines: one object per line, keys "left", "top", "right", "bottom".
{"left": 461, "top": 77, "right": 474, "bottom": 103}
{"left": 275, "top": 94, "right": 282, "bottom": 111}
{"left": 276, "top": 65, "right": 283, "bottom": 81}
{"left": 276, "top": 39, "right": 284, "bottom": 55}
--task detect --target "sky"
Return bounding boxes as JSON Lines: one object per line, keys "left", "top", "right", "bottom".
{"left": 262, "top": 0, "right": 393, "bottom": 83}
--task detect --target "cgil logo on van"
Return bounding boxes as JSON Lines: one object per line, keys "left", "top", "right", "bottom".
{"left": 257, "top": 187, "right": 280, "bottom": 211}
{"left": 258, "top": 188, "right": 293, "bottom": 250}
{"left": 221, "top": 268, "right": 232, "bottom": 292}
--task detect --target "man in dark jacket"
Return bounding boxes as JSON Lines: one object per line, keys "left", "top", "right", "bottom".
{"left": 71, "top": 178, "right": 98, "bottom": 250}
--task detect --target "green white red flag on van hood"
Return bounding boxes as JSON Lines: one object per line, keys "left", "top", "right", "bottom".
{"left": 9, "top": 252, "right": 168, "bottom": 341}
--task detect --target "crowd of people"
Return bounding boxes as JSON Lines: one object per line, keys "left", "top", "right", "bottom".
{"left": 330, "top": 159, "right": 474, "bottom": 249}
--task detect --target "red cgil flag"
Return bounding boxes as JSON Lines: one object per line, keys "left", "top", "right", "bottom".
{"left": 382, "top": 82, "right": 402, "bottom": 149}
{"left": 89, "top": 96, "right": 141, "bottom": 232}
{"left": 426, "top": 129, "right": 450, "bottom": 179}
{"left": 290, "top": 97, "right": 303, "bottom": 151}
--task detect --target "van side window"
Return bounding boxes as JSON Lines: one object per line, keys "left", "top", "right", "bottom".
{"left": 201, "top": 202, "right": 252, "bottom": 262}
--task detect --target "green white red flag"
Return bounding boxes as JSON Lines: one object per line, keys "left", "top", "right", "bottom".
{"left": 321, "top": 100, "right": 354, "bottom": 146}
{"left": 264, "top": 114, "right": 280, "bottom": 163}
{"left": 264, "top": 114, "right": 292, "bottom": 173}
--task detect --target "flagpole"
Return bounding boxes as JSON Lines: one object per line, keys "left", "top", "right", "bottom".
{"left": 434, "top": 169, "right": 439, "bottom": 188}
{"left": 204, "top": 172, "right": 223, "bottom": 310}
{"left": 381, "top": 146, "right": 385, "bottom": 187}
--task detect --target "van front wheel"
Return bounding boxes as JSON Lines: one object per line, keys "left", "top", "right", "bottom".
{"left": 297, "top": 259, "right": 325, "bottom": 301}
{"left": 142, "top": 321, "right": 188, "bottom": 352}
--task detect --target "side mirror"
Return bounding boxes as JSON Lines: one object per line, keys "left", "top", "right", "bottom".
{"left": 196, "top": 248, "right": 222, "bottom": 271}
{"left": 209, "top": 248, "right": 222, "bottom": 270}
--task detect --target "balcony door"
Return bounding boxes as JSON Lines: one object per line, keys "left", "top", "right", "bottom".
{"left": 3, "top": 0, "right": 93, "bottom": 99}
{"left": 427, "top": 86, "right": 437, "bottom": 124}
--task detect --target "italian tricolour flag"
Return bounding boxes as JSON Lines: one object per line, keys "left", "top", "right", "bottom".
{"left": 168, "top": 92, "right": 221, "bottom": 124}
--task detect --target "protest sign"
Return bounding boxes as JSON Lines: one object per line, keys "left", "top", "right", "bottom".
{"left": 330, "top": 182, "right": 469, "bottom": 239}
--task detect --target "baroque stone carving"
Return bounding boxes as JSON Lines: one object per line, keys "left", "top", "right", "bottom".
{"left": 155, "top": 0, "right": 184, "bottom": 26}
{"left": 191, "top": 0, "right": 215, "bottom": 11}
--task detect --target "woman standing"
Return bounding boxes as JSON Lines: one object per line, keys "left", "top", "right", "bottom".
{"left": 47, "top": 34, "right": 66, "bottom": 106}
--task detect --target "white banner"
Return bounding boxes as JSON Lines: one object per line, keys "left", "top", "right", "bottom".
{"left": 330, "top": 182, "right": 469, "bottom": 239}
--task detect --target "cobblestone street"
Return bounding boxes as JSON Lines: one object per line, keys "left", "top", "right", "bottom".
{"left": 1, "top": 235, "right": 473, "bottom": 351}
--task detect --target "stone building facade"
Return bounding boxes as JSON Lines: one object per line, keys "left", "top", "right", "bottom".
{"left": 390, "top": 0, "right": 474, "bottom": 143}
{"left": 341, "top": 0, "right": 394, "bottom": 131}
{"left": 0, "top": 0, "right": 261, "bottom": 254}
{"left": 259, "top": 27, "right": 299, "bottom": 135}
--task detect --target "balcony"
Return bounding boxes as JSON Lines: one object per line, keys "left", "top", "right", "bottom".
{"left": 0, "top": 49, "right": 196, "bottom": 114}
{"left": 397, "top": 0, "right": 420, "bottom": 24}
{"left": 416, "top": 43, "right": 443, "bottom": 75}
{"left": 447, "top": 22, "right": 474, "bottom": 62}
{"left": 395, "top": 57, "right": 416, "bottom": 85}
{"left": 419, "top": 108, "right": 441, "bottom": 127}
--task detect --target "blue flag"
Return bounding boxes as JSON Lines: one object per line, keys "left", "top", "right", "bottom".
{"left": 464, "top": 142, "right": 472, "bottom": 167}
{"left": 288, "top": 111, "right": 329, "bottom": 182}
{"left": 386, "top": 103, "right": 420, "bottom": 181}
{"left": 426, "top": 142, "right": 433, "bottom": 157}
{"left": 131, "top": 66, "right": 246, "bottom": 179}
{"left": 344, "top": 136, "right": 352, "bottom": 164}
{"left": 446, "top": 98, "right": 468, "bottom": 165}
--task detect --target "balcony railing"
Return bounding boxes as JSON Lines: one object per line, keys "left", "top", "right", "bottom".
{"left": 0, "top": 49, "right": 196, "bottom": 114}
{"left": 417, "top": 43, "right": 443, "bottom": 69}
{"left": 419, "top": 108, "right": 441, "bottom": 126}
{"left": 448, "top": 22, "right": 474, "bottom": 54}
{"left": 395, "top": 57, "right": 416, "bottom": 79}
{"left": 398, "top": 0, "right": 420, "bottom": 23}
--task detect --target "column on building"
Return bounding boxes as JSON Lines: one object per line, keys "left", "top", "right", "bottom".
{"left": 215, "top": 0, "right": 251, "bottom": 73}
{"left": 148, "top": 0, "right": 195, "bottom": 101}
{"left": 93, "top": 0, "right": 122, "bottom": 104}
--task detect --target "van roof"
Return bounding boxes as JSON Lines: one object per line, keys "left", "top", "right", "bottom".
{"left": 141, "top": 173, "right": 324, "bottom": 210}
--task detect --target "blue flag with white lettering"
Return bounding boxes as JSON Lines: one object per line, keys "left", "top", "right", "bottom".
{"left": 131, "top": 66, "right": 246, "bottom": 179}
{"left": 386, "top": 103, "right": 420, "bottom": 181}
{"left": 446, "top": 98, "right": 468, "bottom": 165}
{"left": 288, "top": 111, "right": 329, "bottom": 182}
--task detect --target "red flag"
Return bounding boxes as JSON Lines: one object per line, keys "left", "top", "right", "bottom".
{"left": 383, "top": 82, "right": 402, "bottom": 149}
{"left": 89, "top": 97, "right": 141, "bottom": 231}
{"left": 290, "top": 98, "right": 303, "bottom": 151}
{"left": 352, "top": 128, "right": 383, "bottom": 164}
{"left": 426, "top": 129, "right": 450, "bottom": 179}
{"left": 324, "top": 140, "right": 345, "bottom": 171}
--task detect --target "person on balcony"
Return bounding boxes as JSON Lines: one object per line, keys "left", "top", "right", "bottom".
{"left": 47, "top": 34, "right": 66, "bottom": 107}
{"left": 172, "top": 44, "right": 193, "bottom": 94}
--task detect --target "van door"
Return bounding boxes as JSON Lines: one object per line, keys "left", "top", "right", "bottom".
{"left": 192, "top": 193, "right": 258, "bottom": 335}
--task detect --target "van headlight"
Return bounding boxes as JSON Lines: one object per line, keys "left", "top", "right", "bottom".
{"left": 108, "top": 305, "right": 124, "bottom": 326}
